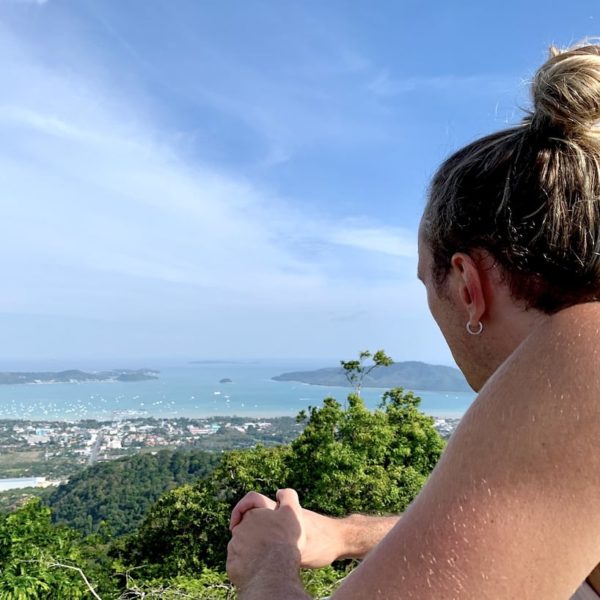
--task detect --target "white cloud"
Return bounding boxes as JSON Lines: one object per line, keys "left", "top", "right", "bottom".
{"left": 0, "top": 21, "right": 456, "bottom": 363}
{"left": 0, "top": 27, "right": 420, "bottom": 317}
{"left": 330, "top": 223, "right": 417, "bottom": 258}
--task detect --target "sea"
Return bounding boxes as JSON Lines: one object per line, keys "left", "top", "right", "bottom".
{"left": 0, "top": 360, "right": 476, "bottom": 422}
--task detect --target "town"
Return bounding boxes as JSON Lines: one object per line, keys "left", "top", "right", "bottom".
{"left": 0, "top": 414, "right": 461, "bottom": 490}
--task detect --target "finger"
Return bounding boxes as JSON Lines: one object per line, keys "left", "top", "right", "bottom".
{"left": 229, "top": 491, "right": 277, "bottom": 530}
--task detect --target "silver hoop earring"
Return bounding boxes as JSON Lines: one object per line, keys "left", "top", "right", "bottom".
{"left": 466, "top": 321, "right": 483, "bottom": 336}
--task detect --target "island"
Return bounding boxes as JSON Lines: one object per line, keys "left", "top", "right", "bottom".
{"left": 272, "top": 361, "right": 471, "bottom": 392}
{"left": 0, "top": 370, "right": 160, "bottom": 385}
{"left": 219, "top": 378, "right": 233, "bottom": 384}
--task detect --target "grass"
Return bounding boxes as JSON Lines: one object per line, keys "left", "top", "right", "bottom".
{"left": 0, "top": 449, "right": 84, "bottom": 480}
{"left": 0, "top": 450, "right": 43, "bottom": 465}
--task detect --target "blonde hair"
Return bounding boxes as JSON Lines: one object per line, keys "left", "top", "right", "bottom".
{"left": 423, "top": 42, "right": 600, "bottom": 312}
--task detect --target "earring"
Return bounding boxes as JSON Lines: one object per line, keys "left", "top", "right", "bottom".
{"left": 466, "top": 321, "right": 483, "bottom": 335}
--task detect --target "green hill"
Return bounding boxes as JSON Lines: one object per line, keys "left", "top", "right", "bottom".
{"left": 0, "top": 369, "right": 159, "bottom": 384}
{"left": 273, "top": 360, "right": 471, "bottom": 392}
{"left": 47, "top": 449, "right": 220, "bottom": 536}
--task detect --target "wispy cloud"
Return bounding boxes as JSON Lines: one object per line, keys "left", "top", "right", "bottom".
{"left": 0, "top": 27, "right": 420, "bottom": 314}
{"left": 0, "top": 15, "right": 455, "bottom": 363}
{"left": 367, "top": 69, "right": 516, "bottom": 98}
{"left": 330, "top": 223, "right": 416, "bottom": 258}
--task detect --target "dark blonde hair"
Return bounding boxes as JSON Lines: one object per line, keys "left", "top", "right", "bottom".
{"left": 423, "top": 43, "right": 600, "bottom": 313}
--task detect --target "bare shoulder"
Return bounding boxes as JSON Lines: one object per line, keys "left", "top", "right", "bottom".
{"left": 333, "top": 303, "right": 600, "bottom": 600}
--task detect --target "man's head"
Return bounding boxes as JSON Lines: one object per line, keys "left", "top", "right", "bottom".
{"left": 419, "top": 43, "right": 600, "bottom": 388}
{"left": 424, "top": 43, "right": 600, "bottom": 313}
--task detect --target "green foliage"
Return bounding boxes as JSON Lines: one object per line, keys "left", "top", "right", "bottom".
{"left": 301, "top": 565, "right": 350, "bottom": 598}
{"left": 340, "top": 349, "right": 393, "bottom": 394}
{"left": 124, "top": 445, "right": 290, "bottom": 576}
{"left": 48, "top": 449, "right": 220, "bottom": 536}
{"left": 0, "top": 499, "right": 117, "bottom": 598}
{"left": 127, "top": 385, "right": 444, "bottom": 579}
{"left": 118, "top": 568, "right": 235, "bottom": 599}
{"left": 0, "top": 351, "right": 448, "bottom": 598}
{"left": 288, "top": 388, "right": 443, "bottom": 515}
{"left": 0, "top": 486, "right": 52, "bottom": 514}
{"left": 118, "top": 565, "right": 347, "bottom": 599}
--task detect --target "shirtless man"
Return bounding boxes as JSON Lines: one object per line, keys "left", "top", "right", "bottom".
{"left": 226, "top": 43, "right": 600, "bottom": 600}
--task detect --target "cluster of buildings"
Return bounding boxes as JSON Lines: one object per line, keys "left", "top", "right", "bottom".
{"left": 2, "top": 415, "right": 460, "bottom": 458}
{"left": 0, "top": 418, "right": 278, "bottom": 463}
{"left": 0, "top": 415, "right": 460, "bottom": 494}
{"left": 431, "top": 416, "right": 461, "bottom": 438}
{"left": 0, "top": 418, "right": 287, "bottom": 492}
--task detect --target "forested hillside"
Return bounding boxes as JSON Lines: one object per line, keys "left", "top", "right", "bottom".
{"left": 48, "top": 449, "right": 220, "bottom": 536}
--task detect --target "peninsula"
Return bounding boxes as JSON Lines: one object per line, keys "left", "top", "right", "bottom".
{"left": 272, "top": 361, "right": 471, "bottom": 392}
{"left": 0, "top": 369, "right": 159, "bottom": 385}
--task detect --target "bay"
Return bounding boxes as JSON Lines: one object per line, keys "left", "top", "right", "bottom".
{"left": 0, "top": 361, "right": 475, "bottom": 421}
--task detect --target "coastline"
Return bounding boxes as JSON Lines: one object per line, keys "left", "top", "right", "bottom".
{"left": 0, "top": 364, "right": 475, "bottom": 422}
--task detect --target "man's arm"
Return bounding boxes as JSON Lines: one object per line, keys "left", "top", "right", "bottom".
{"left": 230, "top": 491, "right": 399, "bottom": 567}
{"left": 235, "top": 548, "right": 310, "bottom": 600}
{"left": 314, "top": 510, "right": 400, "bottom": 567}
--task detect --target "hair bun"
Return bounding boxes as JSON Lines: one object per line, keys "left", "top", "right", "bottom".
{"left": 531, "top": 44, "right": 600, "bottom": 136}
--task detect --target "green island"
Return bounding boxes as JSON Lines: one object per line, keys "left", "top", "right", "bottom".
{"left": 273, "top": 360, "right": 470, "bottom": 392}
{"left": 0, "top": 369, "right": 159, "bottom": 385}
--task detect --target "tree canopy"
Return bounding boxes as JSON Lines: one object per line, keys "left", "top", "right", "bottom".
{"left": 48, "top": 449, "right": 220, "bottom": 536}
{"left": 125, "top": 387, "right": 444, "bottom": 577}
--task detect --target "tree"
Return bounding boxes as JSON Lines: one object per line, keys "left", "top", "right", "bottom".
{"left": 340, "top": 349, "right": 393, "bottom": 395}
{"left": 126, "top": 381, "right": 444, "bottom": 577}
{"left": 48, "top": 449, "right": 220, "bottom": 537}
{"left": 0, "top": 350, "right": 446, "bottom": 598}
{"left": 0, "top": 499, "right": 118, "bottom": 598}
{"left": 122, "top": 445, "right": 290, "bottom": 577}
{"left": 286, "top": 389, "right": 443, "bottom": 516}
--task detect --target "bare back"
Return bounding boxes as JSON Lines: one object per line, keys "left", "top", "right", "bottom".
{"left": 332, "top": 302, "right": 600, "bottom": 599}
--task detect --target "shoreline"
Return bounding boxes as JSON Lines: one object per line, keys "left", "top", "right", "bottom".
{"left": 0, "top": 409, "right": 465, "bottom": 425}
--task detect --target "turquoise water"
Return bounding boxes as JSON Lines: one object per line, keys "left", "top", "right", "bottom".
{"left": 0, "top": 361, "right": 475, "bottom": 421}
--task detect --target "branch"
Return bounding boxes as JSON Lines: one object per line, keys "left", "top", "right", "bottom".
{"left": 48, "top": 561, "right": 103, "bottom": 600}
{"left": 119, "top": 581, "right": 235, "bottom": 599}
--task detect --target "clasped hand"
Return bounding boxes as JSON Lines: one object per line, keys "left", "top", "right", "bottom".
{"left": 226, "top": 488, "right": 305, "bottom": 588}
{"left": 227, "top": 489, "right": 342, "bottom": 588}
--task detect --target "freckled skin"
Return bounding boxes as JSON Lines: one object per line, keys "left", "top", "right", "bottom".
{"left": 330, "top": 254, "right": 600, "bottom": 599}
{"left": 228, "top": 238, "right": 600, "bottom": 599}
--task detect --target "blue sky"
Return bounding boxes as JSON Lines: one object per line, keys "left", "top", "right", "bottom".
{"left": 0, "top": 0, "right": 597, "bottom": 365}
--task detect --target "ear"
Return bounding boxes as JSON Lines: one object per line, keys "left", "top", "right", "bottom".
{"left": 449, "top": 252, "right": 487, "bottom": 326}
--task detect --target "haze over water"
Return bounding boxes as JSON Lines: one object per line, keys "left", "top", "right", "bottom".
{"left": 0, "top": 361, "right": 474, "bottom": 421}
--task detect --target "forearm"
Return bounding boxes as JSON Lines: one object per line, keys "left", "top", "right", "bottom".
{"left": 336, "top": 514, "right": 400, "bottom": 560}
{"left": 237, "top": 549, "right": 312, "bottom": 600}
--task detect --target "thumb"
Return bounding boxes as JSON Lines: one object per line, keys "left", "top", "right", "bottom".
{"left": 275, "top": 489, "right": 305, "bottom": 549}
{"left": 275, "top": 488, "right": 301, "bottom": 512}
